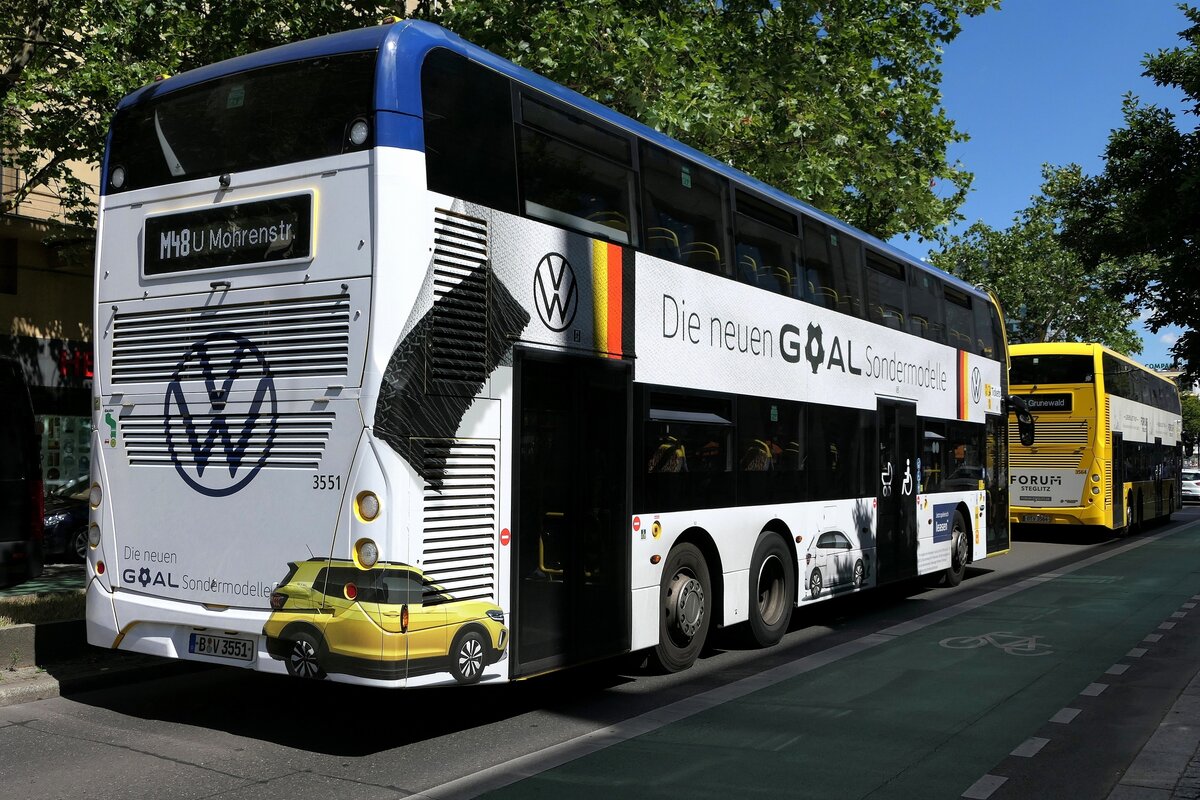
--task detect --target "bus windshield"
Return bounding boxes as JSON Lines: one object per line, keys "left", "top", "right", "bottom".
{"left": 1010, "top": 354, "right": 1094, "bottom": 385}
{"left": 107, "top": 51, "right": 376, "bottom": 192}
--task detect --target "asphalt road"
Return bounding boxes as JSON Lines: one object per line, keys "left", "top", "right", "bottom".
{"left": 4, "top": 507, "right": 1199, "bottom": 800}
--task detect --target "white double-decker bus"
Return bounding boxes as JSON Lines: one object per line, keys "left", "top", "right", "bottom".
{"left": 87, "top": 20, "right": 1032, "bottom": 687}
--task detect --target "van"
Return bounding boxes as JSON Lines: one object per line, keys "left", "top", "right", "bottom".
{"left": 0, "top": 357, "right": 44, "bottom": 587}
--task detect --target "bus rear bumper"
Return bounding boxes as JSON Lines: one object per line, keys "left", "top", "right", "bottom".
{"left": 87, "top": 581, "right": 273, "bottom": 669}
{"left": 1010, "top": 506, "right": 1105, "bottom": 526}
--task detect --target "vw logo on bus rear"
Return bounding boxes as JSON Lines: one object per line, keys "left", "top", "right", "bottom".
{"left": 533, "top": 252, "right": 578, "bottom": 332}
{"left": 164, "top": 332, "right": 277, "bottom": 497}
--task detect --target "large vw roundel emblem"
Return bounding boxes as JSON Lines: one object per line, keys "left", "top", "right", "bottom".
{"left": 533, "top": 252, "right": 579, "bottom": 332}
{"left": 164, "top": 332, "right": 277, "bottom": 497}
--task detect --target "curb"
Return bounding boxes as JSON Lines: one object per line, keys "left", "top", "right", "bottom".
{"left": 0, "top": 618, "right": 210, "bottom": 709}
{"left": 0, "top": 619, "right": 86, "bottom": 668}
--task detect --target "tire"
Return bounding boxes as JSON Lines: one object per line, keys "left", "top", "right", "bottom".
{"left": 808, "top": 567, "right": 823, "bottom": 599}
{"left": 650, "top": 542, "right": 711, "bottom": 673}
{"left": 450, "top": 629, "right": 487, "bottom": 685}
{"left": 285, "top": 629, "right": 326, "bottom": 680}
{"left": 853, "top": 559, "right": 865, "bottom": 588}
{"left": 939, "top": 511, "right": 969, "bottom": 587}
{"left": 71, "top": 527, "right": 89, "bottom": 562}
{"left": 746, "top": 533, "right": 794, "bottom": 648}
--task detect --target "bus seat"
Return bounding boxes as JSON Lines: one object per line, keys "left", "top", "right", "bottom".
{"left": 771, "top": 266, "right": 792, "bottom": 296}
{"left": 647, "top": 226, "right": 682, "bottom": 261}
{"left": 740, "top": 439, "right": 774, "bottom": 471}
{"left": 587, "top": 210, "right": 629, "bottom": 233}
{"left": 648, "top": 435, "right": 687, "bottom": 473}
{"left": 682, "top": 241, "right": 722, "bottom": 273}
{"left": 738, "top": 254, "right": 759, "bottom": 284}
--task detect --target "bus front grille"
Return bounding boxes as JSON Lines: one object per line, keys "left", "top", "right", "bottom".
{"left": 419, "top": 438, "right": 497, "bottom": 603}
{"left": 120, "top": 411, "right": 334, "bottom": 470}
{"left": 110, "top": 295, "right": 351, "bottom": 384}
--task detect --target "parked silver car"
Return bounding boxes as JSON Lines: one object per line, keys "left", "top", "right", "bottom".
{"left": 1183, "top": 469, "right": 1200, "bottom": 504}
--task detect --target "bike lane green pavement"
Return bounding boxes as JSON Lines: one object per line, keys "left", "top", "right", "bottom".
{"left": 477, "top": 520, "right": 1200, "bottom": 800}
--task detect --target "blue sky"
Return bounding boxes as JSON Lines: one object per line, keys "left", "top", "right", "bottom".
{"left": 897, "top": 0, "right": 1191, "bottom": 368}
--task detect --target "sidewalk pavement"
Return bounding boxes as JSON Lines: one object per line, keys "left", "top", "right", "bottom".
{"left": 3, "top": 622, "right": 1200, "bottom": 799}
{"left": 0, "top": 644, "right": 202, "bottom": 707}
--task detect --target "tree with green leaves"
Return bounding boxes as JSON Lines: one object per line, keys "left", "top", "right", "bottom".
{"left": 413, "top": 0, "right": 998, "bottom": 241}
{"left": 1182, "top": 391, "right": 1200, "bottom": 459}
{"left": 0, "top": 0, "right": 386, "bottom": 236}
{"left": 3, "top": 0, "right": 997, "bottom": 244}
{"left": 929, "top": 165, "right": 1145, "bottom": 355}
{"left": 1060, "top": 4, "right": 1200, "bottom": 378}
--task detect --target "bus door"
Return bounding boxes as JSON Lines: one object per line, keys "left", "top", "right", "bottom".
{"left": 1112, "top": 432, "right": 1125, "bottom": 528}
{"left": 877, "top": 400, "right": 918, "bottom": 583}
{"left": 514, "top": 352, "right": 630, "bottom": 676}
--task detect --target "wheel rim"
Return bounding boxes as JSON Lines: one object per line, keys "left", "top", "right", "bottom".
{"left": 458, "top": 636, "right": 484, "bottom": 679}
{"left": 854, "top": 562, "right": 864, "bottom": 587}
{"left": 810, "top": 571, "right": 821, "bottom": 596}
{"left": 756, "top": 554, "right": 787, "bottom": 626}
{"left": 666, "top": 570, "right": 705, "bottom": 643}
{"left": 73, "top": 530, "right": 88, "bottom": 560}
{"left": 289, "top": 639, "right": 320, "bottom": 679}
{"left": 954, "top": 523, "right": 968, "bottom": 569}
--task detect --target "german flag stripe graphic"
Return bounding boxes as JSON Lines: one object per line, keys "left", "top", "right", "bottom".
{"left": 592, "top": 240, "right": 631, "bottom": 358}
{"left": 957, "top": 349, "right": 970, "bottom": 420}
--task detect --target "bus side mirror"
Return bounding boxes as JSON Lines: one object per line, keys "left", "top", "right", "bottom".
{"left": 1007, "top": 395, "right": 1035, "bottom": 447}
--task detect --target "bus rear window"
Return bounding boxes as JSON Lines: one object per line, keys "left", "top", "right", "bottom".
{"left": 1009, "top": 355, "right": 1094, "bottom": 385}
{"left": 107, "top": 51, "right": 376, "bottom": 193}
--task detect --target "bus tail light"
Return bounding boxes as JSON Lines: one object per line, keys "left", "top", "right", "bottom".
{"left": 344, "top": 583, "right": 358, "bottom": 601}
{"left": 90, "top": 482, "right": 103, "bottom": 508}
{"left": 96, "top": 561, "right": 105, "bottom": 575}
{"left": 355, "top": 538, "right": 379, "bottom": 568}
{"left": 1091, "top": 486, "right": 1101, "bottom": 495}
{"left": 355, "top": 491, "right": 380, "bottom": 522}
{"left": 88, "top": 523, "right": 101, "bottom": 549}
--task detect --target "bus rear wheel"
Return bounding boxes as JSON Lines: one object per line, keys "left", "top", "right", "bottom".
{"left": 939, "top": 511, "right": 969, "bottom": 587}
{"left": 746, "top": 533, "right": 794, "bottom": 648}
{"left": 651, "top": 543, "right": 711, "bottom": 673}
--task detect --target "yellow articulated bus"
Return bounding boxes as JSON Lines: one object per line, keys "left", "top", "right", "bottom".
{"left": 1008, "top": 342, "right": 1183, "bottom": 532}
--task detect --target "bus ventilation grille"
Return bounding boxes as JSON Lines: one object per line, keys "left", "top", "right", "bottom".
{"left": 429, "top": 209, "right": 489, "bottom": 391}
{"left": 120, "top": 411, "right": 334, "bottom": 469}
{"left": 419, "top": 438, "right": 498, "bottom": 603}
{"left": 110, "top": 294, "right": 351, "bottom": 384}
{"left": 1007, "top": 419, "right": 1089, "bottom": 446}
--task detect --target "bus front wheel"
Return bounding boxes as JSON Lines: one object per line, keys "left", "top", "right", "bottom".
{"left": 651, "top": 543, "right": 711, "bottom": 673}
{"left": 745, "top": 533, "right": 794, "bottom": 648}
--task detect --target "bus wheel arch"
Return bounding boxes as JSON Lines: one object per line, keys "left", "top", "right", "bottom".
{"left": 745, "top": 525, "right": 796, "bottom": 648}
{"left": 650, "top": 532, "right": 717, "bottom": 673}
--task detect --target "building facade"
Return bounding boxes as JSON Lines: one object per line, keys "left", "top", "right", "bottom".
{"left": 1, "top": 160, "right": 95, "bottom": 490}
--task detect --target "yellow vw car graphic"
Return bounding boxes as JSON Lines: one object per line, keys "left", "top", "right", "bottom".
{"left": 264, "top": 559, "right": 508, "bottom": 685}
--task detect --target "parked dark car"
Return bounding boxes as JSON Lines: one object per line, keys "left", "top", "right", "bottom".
{"left": 43, "top": 475, "right": 90, "bottom": 563}
{"left": 0, "top": 358, "right": 44, "bottom": 587}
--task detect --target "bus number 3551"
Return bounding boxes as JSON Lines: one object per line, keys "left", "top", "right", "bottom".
{"left": 312, "top": 475, "right": 342, "bottom": 490}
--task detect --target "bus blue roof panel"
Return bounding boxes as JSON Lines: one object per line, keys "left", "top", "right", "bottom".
{"left": 381, "top": 22, "right": 981, "bottom": 298}
{"left": 112, "top": 19, "right": 981, "bottom": 298}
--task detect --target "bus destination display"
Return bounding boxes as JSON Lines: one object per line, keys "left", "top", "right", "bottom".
{"left": 144, "top": 194, "right": 312, "bottom": 275}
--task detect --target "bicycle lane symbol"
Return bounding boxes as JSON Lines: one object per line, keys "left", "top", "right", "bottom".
{"left": 939, "top": 631, "right": 1054, "bottom": 656}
